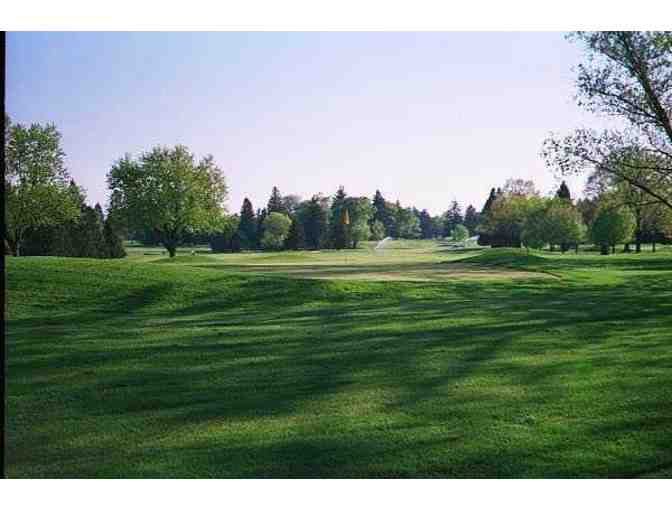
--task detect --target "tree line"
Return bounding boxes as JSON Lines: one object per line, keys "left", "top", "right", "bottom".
{"left": 5, "top": 31, "right": 672, "bottom": 258}
{"left": 475, "top": 178, "right": 672, "bottom": 255}
{"left": 204, "top": 186, "right": 481, "bottom": 254}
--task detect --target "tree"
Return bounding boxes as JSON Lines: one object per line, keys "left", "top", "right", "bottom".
{"left": 256, "top": 208, "right": 268, "bottom": 249}
{"left": 284, "top": 215, "right": 305, "bottom": 250}
{"left": 301, "top": 195, "right": 328, "bottom": 250}
{"left": 107, "top": 145, "right": 228, "bottom": 257}
{"left": 237, "top": 198, "right": 257, "bottom": 250}
{"left": 330, "top": 186, "right": 350, "bottom": 249}
{"left": 282, "top": 194, "right": 302, "bottom": 216}
{"left": 590, "top": 204, "right": 636, "bottom": 254}
{"left": 72, "top": 204, "right": 106, "bottom": 258}
{"left": 463, "top": 204, "right": 479, "bottom": 235}
{"left": 344, "top": 196, "right": 374, "bottom": 248}
{"left": 483, "top": 193, "right": 542, "bottom": 248}
{"left": 370, "top": 220, "right": 386, "bottom": 241}
{"left": 103, "top": 216, "right": 127, "bottom": 258}
{"left": 267, "top": 186, "right": 285, "bottom": 214}
{"left": 556, "top": 181, "right": 572, "bottom": 201}
{"left": 477, "top": 187, "right": 499, "bottom": 246}
{"left": 372, "top": 190, "right": 394, "bottom": 237}
{"left": 542, "top": 198, "right": 586, "bottom": 253}
{"left": 543, "top": 32, "right": 672, "bottom": 211}
{"left": 419, "top": 209, "right": 434, "bottom": 239}
{"left": 452, "top": 224, "right": 469, "bottom": 242}
{"left": 502, "top": 178, "right": 539, "bottom": 197}
{"left": 209, "top": 215, "right": 240, "bottom": 253}
{"left": 443, "top": 201, "right": 463, "bottom": 237}
{"left": 396, "top": 206, "right": 421, "bottom": 239}
{"left": 5, "top": 120, "right": 81, "bottom": 255}
{"left": 260, "top": 212, "right": 291, "bottom": 250}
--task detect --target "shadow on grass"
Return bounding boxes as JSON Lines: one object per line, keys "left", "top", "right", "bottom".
{"left": 6, "top": 258, "right": 672, "bottom": 477}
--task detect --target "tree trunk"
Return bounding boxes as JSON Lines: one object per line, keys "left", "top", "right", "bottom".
{"left": 575, "top": 243, "right": 579, "bottom": 254}
{"left": 601, "top": 244, "right": 609, "bottom": 255}
{"left": 623, "top": 243, "right": 631, "bottom": 252}
{"left": 652, "top": 241, "right": 656, "bottom": 253}
{"left": 611, "top": 245, "right": 616, "bottom": 254}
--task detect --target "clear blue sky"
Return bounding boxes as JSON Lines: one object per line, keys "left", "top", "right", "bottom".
{"left": 7, "top": 32, "right": 592, "bottom": 215}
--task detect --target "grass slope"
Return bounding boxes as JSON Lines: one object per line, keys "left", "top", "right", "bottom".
{"left": 6, "top": 247, "right": 672, "bottom": 477}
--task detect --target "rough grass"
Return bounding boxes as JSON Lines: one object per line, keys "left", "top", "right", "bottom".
{"left": 5, "top": 242, "right": 672, "bottom": 477}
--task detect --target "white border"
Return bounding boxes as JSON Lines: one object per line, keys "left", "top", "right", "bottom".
{"left": 2, "top": 0, "right": 672, "bottom": 31}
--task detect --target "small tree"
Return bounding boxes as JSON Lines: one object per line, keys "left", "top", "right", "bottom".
{"left": 544, "top": 199, "right": 586, "bottom": 253}
{"left": 344, "top": 196, "right": 374, "bottom": 248}
{"left": 103, "top": 217, "right": 127, "bottom": 258}
{"left": 284, "top": 215, "right": 305, "bottom": 250}
{"left": 260, "top": 212, "right": 291, "bottom": 250}
{"left": 590, "top": 205, "right": 636, "bottom": 254}
{"left": 452, "top": 224, "right": 469, "bottom": 242}
{"left": 463, "top": 204, "right": 480, "bottom": 235}
{"left": 370, "top": 220, "right": 386, "bottom": 241}
{"left": 237, "top": 198, "right": 257, "bottom": 250}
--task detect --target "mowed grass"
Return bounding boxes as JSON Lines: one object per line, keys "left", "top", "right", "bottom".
{"left": 6, "top": 241, "right": 672, "bottom": 477}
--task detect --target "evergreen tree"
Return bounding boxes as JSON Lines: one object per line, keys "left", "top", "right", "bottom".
{"left": 302, "top": 195, "right": 328, "bottom": 250}
{"left": 237, "top": 198, "right": 257, "bottom": 250}
{"left": 267, "top": 186, "right": 285, "bottom": 214}
{"left": 256, "top": 208, "right": 268, "bottom": 249}
{"left": 372, "top": 190, "right": 394, "bottom": 236}
{"left": 94, "top": 203, "right": 105, "bottom": 225}
{"left": 556, "top": 181, "right": 572, "bottom": 201}
{"left": 477, "top": 188, "right": 498, "bottom": 246}
{"left": 103, "top": 217, "right": 126, "bottom": 258}
{"left": 72, "top": 205, "right": 106, "bottom": 258}
{"left": 330, "top": 186, "right": 349, "bottom": 249}
{"left": 419, "top": 209, "right": 434, "bottom": 239}
{"left": 284, "top": 215, "right": 305, "bottom": 250}
{"left": 443, "top": 201, "right": 463, "bottom": 237}
{"left": 463, "top": 204, "right": 479, "bottom": 235}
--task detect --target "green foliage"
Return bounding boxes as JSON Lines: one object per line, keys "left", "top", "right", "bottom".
{"left": 330, "top": 186, "right": 350, "bottom": 249}
{"left": 107, "top": 145, "right": 228, "bottom": 257}
{"left": 418, "top": 209, "right": 434, "bottom": 239}
{"left": 300, "top": 195, "right": 329, "bottom": 250}
{"left": 463, "top": 204, "right": 479, "bottom": 235}
{"left": 443, "top": 201, "right": 463, "bottom": 237}
{"left": 451, "top": 224, "right": 469, "bottom": 242}
{"left": 372, "top": 190, "right": 393, "bottom": 237}
{"left": 370, "top": 220, "right": 386, "bottom": 241}
{"left": 267, "top": 186, "right": 285, "bottom": 214}
{"left": 209, "top": 215, "right": 241, "bottom": 253}
{"left": 590, "top": 204, "right": 636, "bottom": 253}
{"left": 483, "top": 193, "right": 542, "bottom": 248}
{"left": 284, "top": 215, "right": 305, "bottom": 250}
{"left": 103, "top": 217, "right": 127, "bottom": 258}
{"left": 522, "top": 198, "right": 585, "bottom": 252}
{"left": 5, "top": 121, "right": 80, "bottom": 255}
{"left": 260, "top": 212, "right": 291, "bottom": 250}
{"left": 237, "top": 198, "right": 257, "bottom": 250}
{"left": 344, "top": 196, "right": 374, "bottom": 248}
